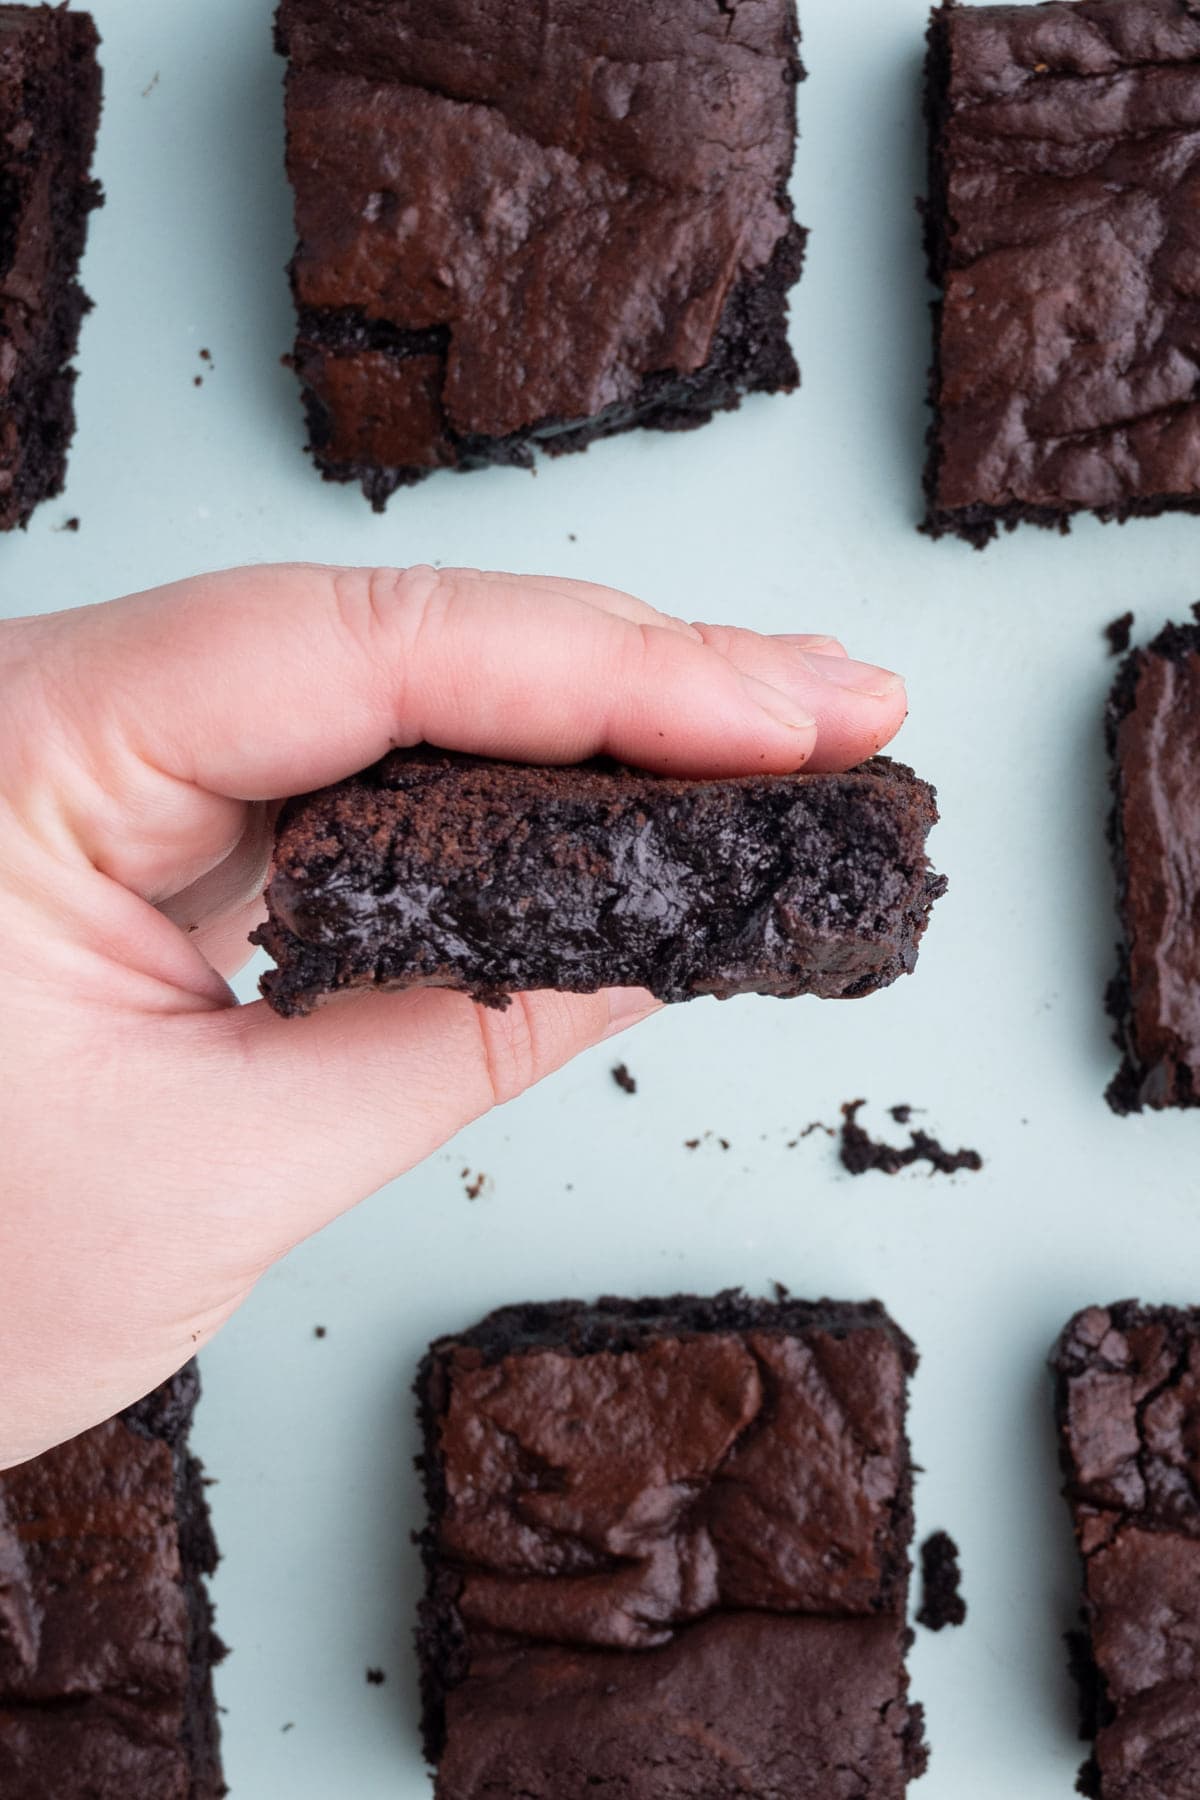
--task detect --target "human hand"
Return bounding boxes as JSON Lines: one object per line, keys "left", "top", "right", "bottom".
{"left": 0, "top": 564, "right": 907, "bottom": 1465}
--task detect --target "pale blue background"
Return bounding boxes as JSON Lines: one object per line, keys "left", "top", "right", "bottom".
{"left": 3, "top": 0, "right": 1198, "bottom": 1793}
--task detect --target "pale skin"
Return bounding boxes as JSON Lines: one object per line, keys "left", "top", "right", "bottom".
{"left": 0, "top": 563, "right": 908, "bottom": 1469}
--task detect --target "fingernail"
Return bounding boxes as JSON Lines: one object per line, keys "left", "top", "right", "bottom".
{"left": 604, "top": 987, "right": 660, "bottom": 1038}
{"left": 741, "top": 673, "right": 817, "bottom": 731}
{"left": 772, "top": 633, "right": 841, "bottom": 651}
{"left": 798, "top": 652, "right": 905, "bottom": 699}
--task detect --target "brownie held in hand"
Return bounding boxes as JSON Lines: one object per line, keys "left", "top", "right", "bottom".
{"left": 0, "top": 4, "right": 103, "bottom": 531}
{"left": 0, "top": 1366, "right": 224, "bottom": 1800}
{"left": 1106, "top": 618, "right": 1200, "bottom": 1112}
{"left": 1054, "top": 1304, "right": 1200, "bottom": 1800}
{"left": 253, "top": 749, "right": 946, "bottom": 1015}
{"left": 924, "top": 0, "right": 1200, "bottom": 547}
{"left": 274, "top": 0, "right": 806, "bottom": 508}
{"left": 417, "top": 1292, "right": 927, "bottom": 1800}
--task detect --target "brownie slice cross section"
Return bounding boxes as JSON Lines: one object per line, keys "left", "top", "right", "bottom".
{"left": 416, "top": 1291, "right": 928, "bottom": 1800}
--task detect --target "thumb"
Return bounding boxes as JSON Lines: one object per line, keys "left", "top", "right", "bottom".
{"left": 201, "top": 985, "right": 658, "bottom": 1251}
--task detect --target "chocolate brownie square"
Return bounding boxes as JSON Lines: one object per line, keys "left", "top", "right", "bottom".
{"left": 0, "top": 1366, "right": 224, "bottom": 1800}
{"left": 416, "top": 1292, "right": 928, "bottom": 1800}
{"left": 1105, "top": 618, "right": 1200, "bottom": 1112}
{"left": 253, "top": 749, "right": 946, "bottom": 1015}
{"left": 0, "top": 4, "right": 102, "bottom": 531}
{"left": 923, "top": 0, "right": 1200, "bottom": 547}
{"left": 274, "top": 0, "right": 806, "bottom": 509}
{"left": 1054, "top": 1304, "right": 1200, "bottom": 1800}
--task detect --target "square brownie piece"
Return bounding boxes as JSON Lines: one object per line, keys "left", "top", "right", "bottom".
{"left": 416, "top": 1292, "right": 928, "bottom": 1800}
{"left": 274, "top": 0, "right": 806, "bottom": 509}
{"left": 0, "top": 4, "right": 102, "bottom": 531}
{"left": 1054, "top": 1304, "right": 1200, "bottom": 1800}
{"left": 0, "top": 1365, "right": 224, "bottom": 1800}
{"left": 923, "top": 0, "right": 1200, "bottom": 547}
{"left": 1105, "top": 618, "right": 1200, "bottom": 1112}
{"left": 253, "top": 749, "right": 946, "bottom": 1016}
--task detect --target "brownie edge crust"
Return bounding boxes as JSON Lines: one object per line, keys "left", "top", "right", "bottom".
{"left": 254, "top": 749, "right": 946, "bottom": 1016}
{"left": 416, "top": 1291, "right": 928, "bottom": 1800}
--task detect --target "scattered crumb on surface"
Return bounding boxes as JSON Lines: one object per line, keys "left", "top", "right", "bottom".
{"left": 193, "top": 375, "right": 203, "bottom": 388}
{"left": 839, "top": 1101, "right": 983, "bottom": 1178}
{"left": 281, "top": 1723, "right": 294, "bottom": 1734}
{"left": 787, "top": 1120, "right": 833, "bottom": 1147}
{"left": 366, "top": 1668, "right": 386, "bottom": 1686}
{"left": 141, "top": 71, "right": 160, "bottom": 97}
{"left": 889, "top": 1104, "right": 914, "bottom": 1125}
{"left": 917, "top": 1531, "right": 967, "bottom": 1631}
{"left": 684, "top": 1137, "right": 700, "bottom": 1151}
{"left": 313, "top": 1325, "right": 326, "bottom": 1340}
{"left": 199, "top": 348, "right": 212, "bottom": 363}
{"left": 55, "top": 515, "right": 80, "bottom": 533}
{"left": 611, "top": 1062, "right": 637, "bottom": 1095}
{"left": 463, "top": 1171, "right": 490, "bottom": 1201}
{"left": 684, "top": 1131, "right": 730, "bottom": 1152}
{"left": 1104, "top": 611, "right": 1134, "bottom": 657}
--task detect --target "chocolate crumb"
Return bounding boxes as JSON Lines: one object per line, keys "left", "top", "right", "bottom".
{"left": 718, "top": 1137, "right": 730, "bottom": 1151}
{"left": 55, "top": 515, "right": 80, "bottom": 533}
{"left": 366, "top": 1668, "right": 386, "bottom": 1686}
{"left": 917, "top": 1531, "right": 967, "bottom": 1631}
{"left": 889, "top": 1104, "right": 914, "bottom": 1125}
{"left": 839, "top": 1100, "right": 982, "bottom": 1178}
{"left": 313, "top": 1326, "right": 326, "bottom": 1339}
{"left": 567, "top": 532, "right": 577, "bottom": 542}
{"left": 463, "top": 1171, "right": 489, "bottom": 1201}
{"left": 199, "top": 348, "right": 212, "bottom": 362}
{"left": 1104, "top": 612, "right": 1134, "bottom": 657}
{"left": 684, "top": 1137, "right": 701, "bottom": 1150}
{"left": 611, "top": 1062, "right": 637, "bottom": 1095}
{"left": 193, "top": 375, "right": 203, "bottom": 388}
{"left": 281, "top": 1722, "right": 294, "bottom": 1734}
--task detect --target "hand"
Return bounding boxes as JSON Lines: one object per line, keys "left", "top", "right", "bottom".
{"left": 0, "top": 564, "right": 907, "bottom": 1465}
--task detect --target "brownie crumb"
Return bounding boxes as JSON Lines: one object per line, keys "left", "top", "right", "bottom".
{"left": 193, "top": 375, "right": 203, "bottom": 388}
{"left": 313, "top": 1325, "right": 326, "bottom": 1339}
{"left": 839, "top": 1101, "right": 982, "bottom": 1178}
{"left": 55, "top": 515, "right": 80, "bottom": 533}
{"left": 142, "top": 71, "right": 160, "bottom": 97}
{"left": 366, "top": 1668, "right": 386, "bottom": 1686}
{"left": 788, "top": 1120, "right": 834, "bottom": 1147}
{"left": 684, "top": 1137, "right": 701, "bottom": 1151}
{"left": 567, "top": 532, "right": 577, "bottom": 542}
{"left": 1104, "top": 612, "right": 1135, "bottom": 657}
{"left": 281, "top": 1722, "right": 294, "bottom": 1734}
{"left": 611, "top": 1062, "right": 637, "bottom": 1095}
{"left": 889, "top": 1104, "right": 914, "bottom": 1125}
{"left": 199, "top": 348, "right": 212, "bottom": 363}
{"left": 463, "top": 1171, "right": 490, "bottom": 1201}
{"left": 917, "top": 1531, "right": 966, "bottom": 1631}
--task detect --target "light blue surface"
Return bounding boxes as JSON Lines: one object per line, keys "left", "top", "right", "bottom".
{"left": 3, "top": 0, "right": 1197, "bottom": 1793}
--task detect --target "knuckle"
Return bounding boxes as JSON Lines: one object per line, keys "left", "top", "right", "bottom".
{"left": 473, "top": 995, "right": 542, "bottom": 1109}
{"left": 327, "top": 563, "right": 451, "bottom": 663}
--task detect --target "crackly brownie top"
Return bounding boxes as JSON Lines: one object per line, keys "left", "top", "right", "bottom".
{"left": 1109, "top": 623, "right": 1200, "bottom": 1101}
{"left": 1055, "top": 1303, "right": 1200, "bottom": 1781}
{"left": 426, "top": 1295, "right": 914, "bottom": 1649}
{"left": 931, "top": 0, "right": 1200, "bottom": 515}
{"left": 277, "top": 0, "right": 800, "bottom": 439}
{"left": 0, "top": 1412, "right": 189, "bottom": 1703}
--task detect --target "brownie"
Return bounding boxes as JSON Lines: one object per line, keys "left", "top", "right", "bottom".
{"left": 416, "top": 1291, "right": 928, "bottom": 1800}
{"left": 253, "top": 749, "right": 946, "bottom": 1015}
{"left": 1053, "top": 1304, "right": 1200, "bottom": 1800}
{"left": 1105, "top": 619, "right": 1200, "bottom": 1112}
{"left": 274, "top": 0, "right": 806, "bottom": 510}
{"left": 0, "top": 4, "right": 102, "bottom": 531}
{"left": 0, "top": 1365, "right": 224, "bottom": 1800}
{"left": 923, "top": 0, "right": 1200, "bottom": 547}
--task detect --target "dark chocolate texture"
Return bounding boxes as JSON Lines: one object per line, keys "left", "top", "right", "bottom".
{"left": 1105, "top": 619, "right": 1200, "bottom": 1112}
{"left": 0, "top": 4, "right": 102, "bottom": 531}
{"left": 924, "top": 0, "right": 1200, "bottom": 547}
{"left": 417, "top": 1291, "right": 927, "bottom": 1800}
{"left": 0, "top": 1365, "right": 224, "bottom": 1800}
{"left": 274, "top": 0, "right": 806, "bottom": 508}
{"left": 917, "top": 1531, "right": 966, "bottom": 1632}
{"left": 1054, "top": 1304, "right": 1200, "bottom": 1800}
{"left": 254, "top": 749, "right": 946, "bottom": 1016}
